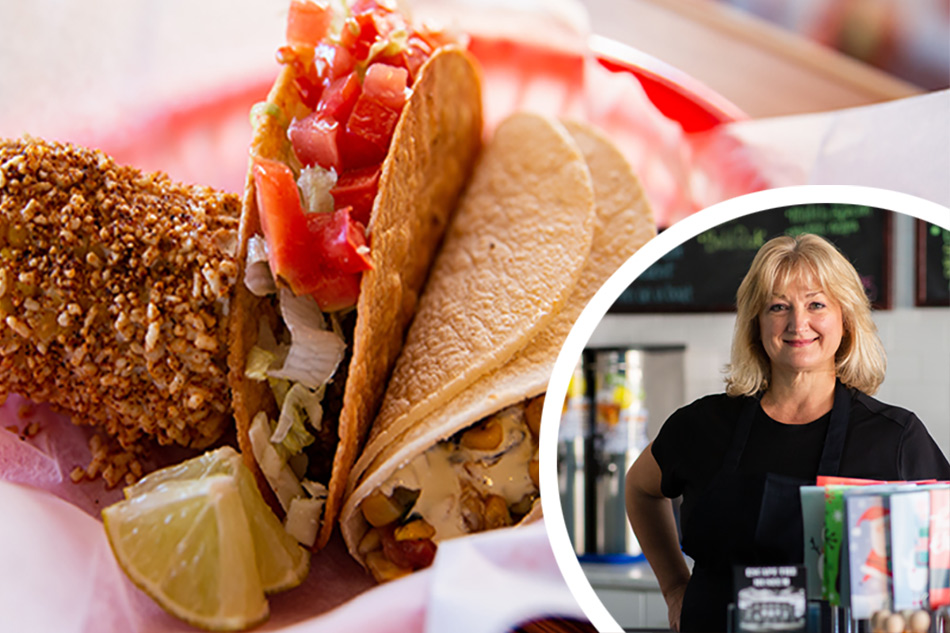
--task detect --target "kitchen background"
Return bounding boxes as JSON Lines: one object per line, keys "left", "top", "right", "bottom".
{"left": 561, "top": 206, "right": 949, "bottom": 631}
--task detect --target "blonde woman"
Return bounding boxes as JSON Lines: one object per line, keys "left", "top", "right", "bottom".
{"left": 625, "top": 233, "right": 950, "bottom": 632}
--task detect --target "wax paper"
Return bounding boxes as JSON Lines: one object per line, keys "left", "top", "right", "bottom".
{"left": 687, "top": 89, "right": 950, "bottom": 210}
{"left": 0, "top": 390, "right": 582, "bottom": 632}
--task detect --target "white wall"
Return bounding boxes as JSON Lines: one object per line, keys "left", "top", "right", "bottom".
{"left": 587, "top": 307, "right": 950, "bottom": 460}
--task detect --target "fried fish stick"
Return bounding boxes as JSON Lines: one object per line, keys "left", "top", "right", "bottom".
{"left": 0, "top": 137, "right": 241, "bottom": 477}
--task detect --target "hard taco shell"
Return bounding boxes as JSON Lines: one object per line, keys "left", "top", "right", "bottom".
{"left": 228, "top": 46, "right": 483, "bottom": 549}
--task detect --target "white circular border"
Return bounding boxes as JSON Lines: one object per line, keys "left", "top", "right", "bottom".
{"left": 538, "top": 185, "right": 950, "bottom": 633}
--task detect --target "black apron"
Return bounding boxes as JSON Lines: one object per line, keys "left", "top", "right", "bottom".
{"left": 678, "top": 381, "right": 851, "bottom": 633}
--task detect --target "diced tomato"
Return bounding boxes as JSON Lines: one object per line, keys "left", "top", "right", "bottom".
{"left": 362, "top": 63, "right": 408, "bottom": 110}
{"left": 306, "top": 207, "right": 373, "bottom": 274}
{"left": 339, "top": 130, "right": 387, "bottom": 171}
{"left": 256, "top": 0, "right": 454, "bottom": 313}
{"left": 252, "top": 157, "right": 315, "bottom": 292}
{"left": 369, "top": 9, "right": 405, "bottom": 43}
{"left": 372, "top": 30, "right": 441, "bottom": 83}
{"left": 368, "top": 48, "right": 404, "bottom": 73}
{"left": 252, "top": 156, "right": 369, "bottom": 311}
{"left": 314, "top": 42, "right": 356, "bottom": 82}
{"left": 346, "top": 94, "right": 401, "bottom": 154}
{"left": 331, "top": 165, "right": 381, "bottom": 225}
{"left": 289, "top": 112, "right": 343, "bottom": 171}
{"left": 379, "top": 524, "right": 437, "bottom": 570}
{"left": 306, "top": 269, "right": 363, "bottom": 312}
{"left": 339, "top": 14, "right": 377, "bottom": 61}
{"left": 290, "top": 71, "right": 367, "bottom": 170}
{"left": 339, "top": 4, "right": 405, "bottom": 60}
{"left": 398, "top": 538, "right": 437, "bottom": 570}
{"left": 294, "top": 73, "right": 323, "bottom": 110}
{"left": 286, "top": 0, "right": 333, "bottom": 47}
{"left": 293, "top": 45, "right": 358, "bottom": 109}
{"left": 317, "top": 71, "right": 362, "bottom": 121}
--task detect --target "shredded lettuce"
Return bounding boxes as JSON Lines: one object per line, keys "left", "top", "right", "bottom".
{"left": 367, "top": 28, "right": 408, "bottom": 64}
{"left": 285, "top": 496, "right": 324, "bottom": 547}
{"left": 267, "top": 289, "right": 345, "bottom": 390}
{"left": 279, "top": 287, "right": 327, "bottom": 331}
{"left": 271, "top": 383, "right": 322, "bottom": 454}
{"left": 301, "top": 479, "right": 328, "bottom": 499}
{"left": 244, "top": 235, "right": 278, "bottom": 296}
{"left": 245, "top": 344, "right": 292, "bottom": 408}
{"left": 248, "top": 412, "right": 304, "bottom": 513}
{"left": 268, "top": 377, "right": 292, "bottom": 409}
{"left": 240, "top": 242, "right": 346, "bottom": 543}
{"left": 245, "top": 345, "right": 277, "bottom": 380}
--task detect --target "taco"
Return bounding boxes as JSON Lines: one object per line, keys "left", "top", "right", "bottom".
{"left": 228, "top": 0, "right": 482, "bottom": 551}
{"left": 339, "top": 116, "right": 656, "bottom": 581}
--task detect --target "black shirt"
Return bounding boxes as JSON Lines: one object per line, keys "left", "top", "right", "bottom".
{"left": 651, "top": 387, "right": 950, "bottom": 531}
{"left": 739, "top": 407, "right": 830, "bottom": 478}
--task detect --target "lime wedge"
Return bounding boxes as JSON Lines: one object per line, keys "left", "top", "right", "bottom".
{"left": 122, "top": 446, "right": 310, "bottom": 593}
{"left": 234, "top": 459, "right": 311, "bottom": 593}
{"left": 103, "top": 447, "right": 311, "bottom": 630}
{"left": 103, "top": 475, "right": 269, "bottom": 631}
{"left": 123, "top": 447, "right": 243, "bottom": 498}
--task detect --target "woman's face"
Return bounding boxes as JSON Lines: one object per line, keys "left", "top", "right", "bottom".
{"left": 758, "top": 275, "right": 844, "bottom": 377}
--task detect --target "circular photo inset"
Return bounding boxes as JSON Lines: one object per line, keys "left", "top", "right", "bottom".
{"left": 540, "top": 185, "right": 950, "bottom": 633}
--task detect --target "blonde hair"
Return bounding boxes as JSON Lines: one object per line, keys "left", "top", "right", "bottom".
{"left": 725, "top": 233, "right": 886, "bottom": 396}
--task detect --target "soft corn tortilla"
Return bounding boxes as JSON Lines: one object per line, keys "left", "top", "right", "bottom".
{"left": 348, "top": 112, "right": 597, "bottom": 481}
{"left": 340, "top": 118, "right": 656, "bottom": 563}
{"left": 228, "top": 46, "right": 483, "bottom": 549}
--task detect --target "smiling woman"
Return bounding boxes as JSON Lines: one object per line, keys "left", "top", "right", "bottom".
{"left": 623, "top": 232, "right": 950, "bottom": 633}
{"left": 728, "top": 233, "right": 885, "bottom": 402}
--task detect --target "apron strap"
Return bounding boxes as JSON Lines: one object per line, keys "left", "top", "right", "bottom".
{"left": 816, "top": 380, "right": 851, "bottom": 476}
{"left": 721, "top": 393, "right": 760, "bottom": 472}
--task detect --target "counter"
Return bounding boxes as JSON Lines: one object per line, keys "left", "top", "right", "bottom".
{"left": 582, "top": 560, "right": 671, "bottom": 631}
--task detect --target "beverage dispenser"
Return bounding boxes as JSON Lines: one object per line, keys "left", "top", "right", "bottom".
{"left": 557, "top": 346, "right": 685, "bottom": 560}
{"left": 589, "top": 348, "right": 648, "bottom": 561}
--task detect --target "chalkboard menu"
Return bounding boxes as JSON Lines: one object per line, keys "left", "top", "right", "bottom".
{"left": 916, "top": 220, "right": 950, "bottom": 307}
{"left": 612, "top": 204, "right": 892, "bottom": 313}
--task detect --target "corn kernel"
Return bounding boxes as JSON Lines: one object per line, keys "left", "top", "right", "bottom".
{"left": 460, "top": 419, "right": 503, "bottom": 451}
{"left": 357, "top": 528, "right": 382, "bottom": 555}
{"left": 361, "top": 491, "right": 404, "bottom": 527}
{"left": 484, "top": 494, "right": 512, "bottom": 530}
{"left": 394, "top": 519, "right": 435, "bottom": 542}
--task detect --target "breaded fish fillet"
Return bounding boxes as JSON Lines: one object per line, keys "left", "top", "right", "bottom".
{"left": 0, "top": 137, "right": 241, "bottom": 482}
